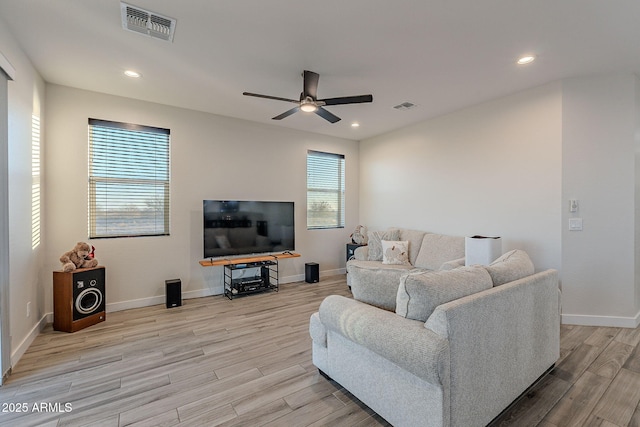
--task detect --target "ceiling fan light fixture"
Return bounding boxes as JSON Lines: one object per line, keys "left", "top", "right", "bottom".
{"left": 300, "top": 101, "right": 317, "bottom": 113}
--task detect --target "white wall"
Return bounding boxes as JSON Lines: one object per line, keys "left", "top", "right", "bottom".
{"left": 44, "top": 85, "right": 358, "bottom": 312}
{"left": 562, "top": 74, "right": 640, "bottom": 325}
{"left": 359, "top": 82, "right": 563, "bottom": 271}
{"left": 0, "top": 16, "right": 48, "bottom": 365}
{"left": 360, "top": 75, "right": 640, "bottom": 327}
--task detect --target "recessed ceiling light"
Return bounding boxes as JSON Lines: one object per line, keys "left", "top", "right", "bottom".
{"left": 517, "top": 55, "right": 536, "bottom": 65}
{"left": 351, "top": 122, "right": 360, "bottom": 128}
{"left": 124, "top": 70, "right": 141, "bottom": 78}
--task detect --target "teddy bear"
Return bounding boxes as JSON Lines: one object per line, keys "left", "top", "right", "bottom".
{"left": 350, "top": 225, "right": 368, "bottom": 245}
{"left": 60, "top": 242, "right": 98, "bottom": 272}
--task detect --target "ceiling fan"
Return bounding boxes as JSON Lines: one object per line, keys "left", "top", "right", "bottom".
{"left": 243, "top": 70, "right": 373, "bottom": 123}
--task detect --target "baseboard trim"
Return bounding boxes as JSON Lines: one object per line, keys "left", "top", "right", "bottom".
{"left": 286, "top": 268, "right": 345, "bottom": 284}
{"left": 11, "top": 313, "right": 49, "bottom": 368}
{"left": 105, "top": 288, "right": 219, "bottom": 313}
{"left": 562, "top": 311, "right": 640, "bottom": 328}
{"left": 104, "top": 270, "right": 345, "bottom": 313}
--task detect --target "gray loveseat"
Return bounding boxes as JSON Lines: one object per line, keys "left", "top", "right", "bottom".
{"left": 311, "top": 248, "right": 560, "bottom": 427}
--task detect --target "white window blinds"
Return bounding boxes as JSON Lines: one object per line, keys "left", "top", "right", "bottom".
{"left": 88, "top": 119, "right": 170, "bottom": 238}
{"left": 307, "top": 150, "right": 345, "bottom": 229}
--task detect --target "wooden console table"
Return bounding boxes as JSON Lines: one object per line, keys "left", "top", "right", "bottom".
{"left": 199, "top": 251, "right": 300, "bottom": 267}
{"left": 200, "top": 252, "right": 300, "bottom": 299}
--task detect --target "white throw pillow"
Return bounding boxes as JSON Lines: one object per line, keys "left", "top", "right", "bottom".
{"left": 382, "top": 240, "right": 410, "bottom": 265}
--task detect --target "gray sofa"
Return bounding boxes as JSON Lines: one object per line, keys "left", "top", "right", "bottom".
{"left": 347, "top": 228, "right": 466, "bottom": 311}
{"left": 311, "top": 248, "right": 560, "bottom": 427}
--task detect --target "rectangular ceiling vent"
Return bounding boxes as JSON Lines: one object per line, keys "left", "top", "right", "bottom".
{"left": 120, "top": 2, "right": 176, "bottom": 42}
{"left": 393, "top": 102, "right": 418, "bottom": 111}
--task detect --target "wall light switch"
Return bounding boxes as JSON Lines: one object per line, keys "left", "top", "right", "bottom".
{"left": 569, "top": 199, "right": 579, "bottom": 213}
{"left": 569, "top": 218, "right": 583, "bottom": 231}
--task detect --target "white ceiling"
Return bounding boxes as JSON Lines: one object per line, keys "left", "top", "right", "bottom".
{"left": 1, "top": 0, "right": 639, "bottom": 140}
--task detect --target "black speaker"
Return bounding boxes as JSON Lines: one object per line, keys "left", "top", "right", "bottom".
{"left": 305, "top": 263, "right": 319, "bottom": 283}
{"left": 72, "top": 268, "right": 106, "bottom": 321}
{"left": 165, "top": 279, "right": 182, "bottom": 308}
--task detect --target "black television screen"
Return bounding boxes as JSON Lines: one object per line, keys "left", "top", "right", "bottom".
{"left": 203, "top": 200, "right": 295, "bottom": 258}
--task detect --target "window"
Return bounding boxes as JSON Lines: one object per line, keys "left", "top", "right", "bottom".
{"left": 88, "top": 119, "right": 170, "bottom": 238}
{"left": 307, "top": 150, "right": 345, "bottom": 229}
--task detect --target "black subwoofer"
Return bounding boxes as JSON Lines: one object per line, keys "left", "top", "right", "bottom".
{"left": 305, "top": 262, "right": 319, "bottom": 283}
{"left": 165, "top": 279, "right": 182, "bottom": 308}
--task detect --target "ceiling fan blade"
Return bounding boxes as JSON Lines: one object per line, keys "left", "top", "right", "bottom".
{"left": 320, "top": 94, "right": 373, "bottom": 106}
{"left": 315, "top": 107, "right": 341, "bottom": 123}
{"left": 272, "top": 106, "right": 300, "bottom": 120}
{"left": 243, "top": 92, "right": 299, "bottom": 104}
{"left": 303, "top": 70, "right": 319, "bottom": 100}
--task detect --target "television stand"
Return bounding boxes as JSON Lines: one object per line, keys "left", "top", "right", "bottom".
{"left": 224, "top": 260, "right": 276, "bottom": 299}
{"left": 199, "top": 252, "right": 300, "bottom": 300}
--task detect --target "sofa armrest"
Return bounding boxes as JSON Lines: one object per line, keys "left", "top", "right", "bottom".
{"left": 319, "top": 295, "right": 449, "bottom": 385}
{"left": 353, "top": 245, "right": 368, "bottom": 260}
{"left": 309, "top": 312, "right": 326, "bottom": 348}
{"left": 424, "top": 269, "right": 560, "bottom": 427}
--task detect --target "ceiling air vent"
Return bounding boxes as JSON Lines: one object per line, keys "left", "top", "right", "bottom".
{"left": 393, "top": 102, "right": 418, "bottom": 111}
{"left": 120, "top": 2, "right": 176, "bottom": 42}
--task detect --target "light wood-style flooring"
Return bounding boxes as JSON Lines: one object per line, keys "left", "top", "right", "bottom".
{"left": 1, "top": 275, "right": 640, "bottom": 426}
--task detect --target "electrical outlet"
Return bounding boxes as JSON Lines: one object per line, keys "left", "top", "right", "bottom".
{"left": 27, "top": 301, "right": 31, "bottom": 318}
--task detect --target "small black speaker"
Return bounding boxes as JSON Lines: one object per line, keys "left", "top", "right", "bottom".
{"left": 165, "top": 279, "right": 182, "bottom": 308}
{"left": 305, "top": 263, "right": 319, "bottom": 283}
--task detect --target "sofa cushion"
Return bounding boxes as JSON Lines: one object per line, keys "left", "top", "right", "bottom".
{"left": 396, "top": 266, "right": 493, "bottom": 322}
{"left": 367, "top": 228, "right": 400, "bottom": 261}
{"left": 382, "top": 240, "right": 410, "bottom": 265}
{"left": 347, "top": 260, "right": 416, "bottom": 311}
{"left": 414, "top": 234, "right": 465, "bottom": 270}
{"left": 398, "top": 229, "right": 427, "bottom": 265}
{"left": 485, "top": 249, "right": 534, "bottom": 286}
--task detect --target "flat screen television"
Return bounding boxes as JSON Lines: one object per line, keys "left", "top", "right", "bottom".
{"left": 203, "top": 200, "right": 295, "bottom": 258}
